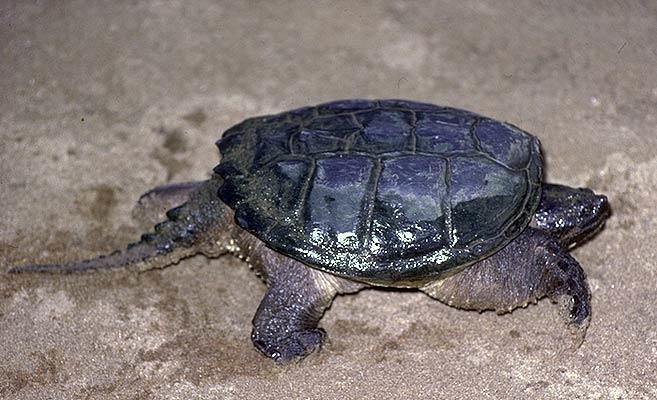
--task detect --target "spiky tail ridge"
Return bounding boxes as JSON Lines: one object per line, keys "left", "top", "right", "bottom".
{"left": 9, "top": 178, "right": 227, "bottom": 274}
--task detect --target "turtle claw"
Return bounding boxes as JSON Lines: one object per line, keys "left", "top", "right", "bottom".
{"left": 252, "top": 328, "right": 326, "bottom": 363}
{"left": 568, "top": 292, "right": 591, "bottom": 327}
{"left": 558, "top": 293, "right": 590, "bottom": 348}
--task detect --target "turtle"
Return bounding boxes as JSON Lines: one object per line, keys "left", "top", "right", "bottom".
{"left": 10, "top": 99, "right": 610, "bottom": 362}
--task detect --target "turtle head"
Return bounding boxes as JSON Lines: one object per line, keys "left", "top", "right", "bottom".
{"left": 530, "top": 183, "right": 610, "bottom": 249}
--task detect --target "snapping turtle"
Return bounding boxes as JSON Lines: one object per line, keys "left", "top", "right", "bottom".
{"left": 11, "top": 99, "right": 610, "bottom": 362}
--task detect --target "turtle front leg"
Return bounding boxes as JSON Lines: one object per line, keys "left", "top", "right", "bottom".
{"left": 248, "top": 243, "right": 364, "bottom": 362}
{"left": 422, "top": 228, "right": 591, "bottom": 341}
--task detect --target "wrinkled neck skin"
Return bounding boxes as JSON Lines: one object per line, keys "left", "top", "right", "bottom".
{"left": 529, "top": 183, "right": 610, "bottom": 249}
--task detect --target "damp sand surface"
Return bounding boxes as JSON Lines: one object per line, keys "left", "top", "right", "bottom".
{"left": 1, "top": 1, "right": 656, "bottom": 399}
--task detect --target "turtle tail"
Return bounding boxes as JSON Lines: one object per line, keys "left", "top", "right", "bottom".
{"left": 8, "top": 240, "right": 170, "bottom": 273}
{"left": 10, "top": 178, "right": 229, "bottom": 274}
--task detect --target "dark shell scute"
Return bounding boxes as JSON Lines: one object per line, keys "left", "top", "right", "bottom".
{"left": 371, "top": 156, "right": 449, "bottom": 259}
{"left": 216, "top": 130, "right": 244, "bottom": 155}
{"left": 475, "top": 119, "right": 532, "bottom": 169}
{"left": 287, "top": 105, "right": 317, "bottom": 121}
{"left": 449, "top": 156, "right": 528, "bottom": 246}
{"left": 304, "top": 113, "right": 361, "bottom": 133}
{"left": 224, "top": 158, "right": 311, "bottom": 235}
{"left": 352, "top": 109, "right": 414, "bottom": 153}
{"left": 305, "top": 156, "right": 374, "bottom": 251}
{"left": 216, "top": 178, "right": 246, "bottom": 209}
{"left": 416, "top": 108, "right": 475, "bottom": 126}
{"left": 291, "top": 114, "right": 361, "bottom": 154}
{"left": 415, "top": 112, "right": 476, "bottom": 153}
{"left": 291, "top": 128, "right": 352, "bottom": 154}
{"left": 268, "top": 159, "right": 311, "bottom": 213}
{"left": 258, "top": 112, "right": 290, "bottom": 125}
{"left": 252, "top": 122, "right": 299, "bottom": 169}
{"left": 378, "top": 99, "right": 438, "bottom": 111}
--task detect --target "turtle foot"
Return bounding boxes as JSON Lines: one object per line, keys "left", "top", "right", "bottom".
{"left": 252, "top": 328, "right": 326, "bottom": 363}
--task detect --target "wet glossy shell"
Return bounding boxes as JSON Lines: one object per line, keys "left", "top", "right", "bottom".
{"left": 214, "top": 99, "right": 542, "bottom": 285}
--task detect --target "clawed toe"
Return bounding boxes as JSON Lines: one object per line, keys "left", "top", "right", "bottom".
{"left": 555, "top": 293, "right": 590, "bottom": 348}
{"left": 252, "top": 328, "right": 326, "bottom": 362}
{"left": 568, "top": 293, "right": 590, "bottom": 326}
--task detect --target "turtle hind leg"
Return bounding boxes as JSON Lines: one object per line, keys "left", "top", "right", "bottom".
{"left": 132, "top": 181, "right": 204, "bottom": 227}
{"left": 248, "top": 243, "right": 364, "bottom": 362}
{"left": 422, "top": 228, "right": 591, "bottom": 342}
{"left": 10, "top": 178, "right": 232, "bottom": 274}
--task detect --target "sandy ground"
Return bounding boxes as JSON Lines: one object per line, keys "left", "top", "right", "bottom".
{"left": 1, "top": 1, "right": 656, "bottom": 399}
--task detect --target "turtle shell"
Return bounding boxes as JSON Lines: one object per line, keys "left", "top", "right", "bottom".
{"left": 214, "top": 99, "right": 542, "bottom": 286}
